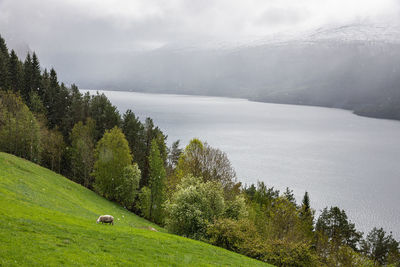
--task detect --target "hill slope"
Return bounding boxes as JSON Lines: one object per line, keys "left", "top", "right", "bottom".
{"left": 0, "top": 152, "right": 270, "bottom": 266}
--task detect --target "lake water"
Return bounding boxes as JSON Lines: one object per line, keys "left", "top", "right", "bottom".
{"left": 87, "top": 90, "right": 400, "bottom": 239}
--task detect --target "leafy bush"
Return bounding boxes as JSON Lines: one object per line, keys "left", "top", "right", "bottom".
{"left": 207, "top": 218, "right": 318, "bottom": 266}
{"left": 165, "top": 175, "right": 225, "bottom": 239}
{"left": 223, "top": 195, "right": 248, "bottom": 220}
{"left": 137, "top": 186, "right": 151, "bottom": 219}
{"left": 207, "top": 218, "right": 260, "bottom": 253}
{"left": 260, "top": 240, "right": 318, "bottom": 267}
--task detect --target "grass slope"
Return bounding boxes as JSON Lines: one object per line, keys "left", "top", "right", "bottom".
{"left": 0, "top": 152, "right": 270, "bottom": 266}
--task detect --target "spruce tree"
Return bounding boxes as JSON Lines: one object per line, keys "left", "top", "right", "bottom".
{"left": 45, "top": 68, "right": 60, "bottom": 128}
{"left": 0, "top": 35, "right": 9, "bottom": 90}
{"left": 302, "top": 191, "right": 310, "bottom": 212}
{"left": 69, "top": 84, "right": 85, "bottom": 126}
{"left": 56, "top": 82, "right": 72, "bottom": 137}
{"left": 89, "top": 92, "right": 121, "bottom": 141}
{"left": 0, "top": 35, "right": 8, "bottom": 55}
{"left": 316, "top": 207, "right": 362, "bottom": 250}
{"left": 299, "top": 191, "right": 314, "bottom": 240}
{"left": 122, "top": 109, "right": 146, "bottom": 175}
{"left": 31, "top": 52, "right": 41, "bottom": 92}
{"left": 141, "top": 118, "right": 167, "bottom": 187}
{"left": 284, "top": 187, "right": 296, "bottom": 205}
{"left": 23, "top": 53, "right": 33, "bottom": 102}
{"left": 8, "top": 50, "right": 23, "bottom": 92}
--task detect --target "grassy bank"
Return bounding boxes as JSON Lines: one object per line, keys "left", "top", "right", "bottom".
{"left": 0, "top": 152, "right": 270, "bottom": 266}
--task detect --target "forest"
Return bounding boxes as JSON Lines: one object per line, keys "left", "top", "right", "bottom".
{"left": 0, "top": 34, "right": 399, "bottom": 266}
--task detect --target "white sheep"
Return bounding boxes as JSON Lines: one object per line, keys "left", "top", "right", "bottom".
{"left": 96, "top": 215, "right": 114, "bottom": 225}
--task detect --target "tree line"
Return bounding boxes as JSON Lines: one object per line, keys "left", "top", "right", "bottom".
{"left": 0, "top": 34, "right": 399, "bottom": 266}
{"left": 0, "top": 34, "right": 168, "bottom": 222}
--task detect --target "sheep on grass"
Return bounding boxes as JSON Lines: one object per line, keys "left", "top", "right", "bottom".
{"left": 97, "top": 215, "right": 114, "bottom": 225}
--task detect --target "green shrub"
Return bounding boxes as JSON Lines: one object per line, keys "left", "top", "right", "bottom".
{"left": 115, "top": 164, "right": 141, "bottom": 209}
{"left": 207, "top": 218, "right": 260, "bottom": 253}
{"left": 260, "top": 240, "right": 318, "bottom": 267}
{"left": 137, "top": 186, "right": 151, "bottom": 219}
{"left": 165, "top": 175, "right": 225, "bottom": 239}
{"left": 224, "top": 195, "right": 248, "bottom": 220}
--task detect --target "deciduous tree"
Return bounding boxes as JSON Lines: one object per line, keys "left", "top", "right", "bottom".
{"left": 0, "top": 91, "right": 41, "bottom": 162}
{"left": 92, "top": 127, "right": 132, "bottom": 200}
{"left": 70, "top": 119, "right": 95, "bottom": 187}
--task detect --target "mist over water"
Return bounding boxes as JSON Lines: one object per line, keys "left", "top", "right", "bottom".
{"left": 86, "top": 90, "right": 400, "bottom": 239}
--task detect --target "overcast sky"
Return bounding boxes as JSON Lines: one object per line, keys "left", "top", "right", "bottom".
{"left": 0, "top": 0, "right": 399, "bottom": 85}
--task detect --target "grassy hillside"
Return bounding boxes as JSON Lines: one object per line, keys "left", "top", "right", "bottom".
{"left": 0, "top": 152, "right": 270, "bottom": 266}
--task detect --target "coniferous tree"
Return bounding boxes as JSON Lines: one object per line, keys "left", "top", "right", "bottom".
{"left": 283, "top": 187, "right": 296, "bottom": 205}
{"left": 299, "top": 191, "right": 314, "bottom": 240}
{"left": 89, "top": 93, "right": 121, "bottom": 141}
{"left": 0, "top": 35, "right": 9, "bottom": 90}
{"left": 140, "top": 117, "right": 167, "bottom": 187}
{"left": 56, "top": 82, "right": 72, "bottom": 137}
{"left": 22, "top": 53, "right": 33, "bottom": 103}
{"left": 148, "top": 139, "right": 167, "bottom": 224}
{"left": 122, "top": 109, "right": 146, "bottom": 175}
{"left": 316, "top": 206, "right": 362, "bottom": 251}
{"left": 8, "top": 50, "right": 23, "bottom": 93}
{"left": 31, "top": 52, "right": 41, "bottom": 93}
{"left": 68, "top": 84, "right": 88, "bottom": 128}
{"left": 40, "top": 68, "right": 50, "bottom": 98}
{"left": 302, "top": 191, "right": 310, "bottom": 212}
{"left": 0, "top": 35, "right": 7, "bottom": 55}
{"left": 48, "top": 68, "right": 60, "bottom": 126}
{"left": 166, "top": 140, "right": 182, "bottom": 176}
{"left": 361, "top": 227, "right": 400, "bottom": 265}
{"left": 167, "top": 140, "right": 182, "bottom": 169}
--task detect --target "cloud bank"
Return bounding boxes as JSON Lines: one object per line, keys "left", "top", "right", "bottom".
{"left": 0, "top": 0, "right": 399, "bottom": 86}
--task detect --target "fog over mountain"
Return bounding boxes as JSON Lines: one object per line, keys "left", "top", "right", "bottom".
{"left": 1, "top": 0, "right": 400, "bottom": 118}
{"left": 79, "top": 22, "right": 400, "bottom": 119}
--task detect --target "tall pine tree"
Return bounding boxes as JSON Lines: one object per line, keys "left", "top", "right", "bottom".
{"left": 0, "top": 35, "right": 9, "bottom": 90}
{"left": 122, "top": 109, "right": 146, "bottom": 177}
{"left": 23, "top": 53, "right": 33, "bottom": 103}
{"left": 8, "top": 50, "right": 23, "bottom": 93}
{"left": 31, "top": 52, "right": 41, "bottom": 92}
{"left": 141, "top": 117, "right": 167, "bottom": 187}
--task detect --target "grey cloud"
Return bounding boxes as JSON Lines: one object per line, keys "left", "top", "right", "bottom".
{"left": 256, "top": 7, "right": 310, "bottom": 26}
{"left": 0, "top": 0, "right": 399, "bottom": 88}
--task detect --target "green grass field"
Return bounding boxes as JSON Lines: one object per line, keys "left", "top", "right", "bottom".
{"left": 0, "top": 152, "right": 271, "bottom": 266}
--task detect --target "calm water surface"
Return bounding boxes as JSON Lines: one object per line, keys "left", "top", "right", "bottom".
{"left": 87, "top": 90, "right": 400, "bottom": 238}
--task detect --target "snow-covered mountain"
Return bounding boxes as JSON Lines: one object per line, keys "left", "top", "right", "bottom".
{"left": 76, "top": 22, "right": 400, "bottom": 119}
{"left": 156, "top": 23, "right": 400, "bottom": 53}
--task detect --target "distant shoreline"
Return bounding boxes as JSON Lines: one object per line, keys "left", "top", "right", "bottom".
{"left": 82, "top": 88, "right": 400, "bottom": 123}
